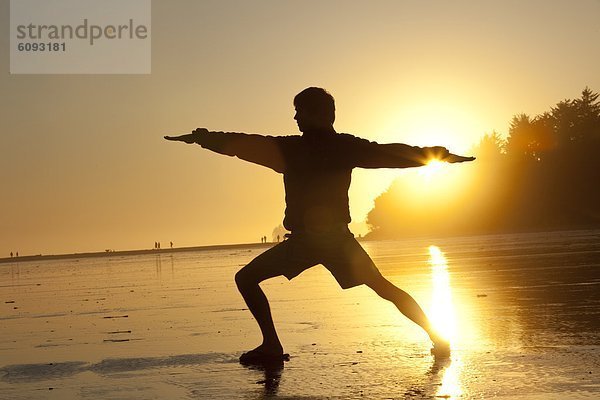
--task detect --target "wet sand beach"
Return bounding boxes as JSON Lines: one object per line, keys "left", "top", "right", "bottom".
{"left": 1, "top": 230, "right": 599, "bottom": 399}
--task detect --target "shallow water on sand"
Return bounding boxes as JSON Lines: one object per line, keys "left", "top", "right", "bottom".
{"left": 1, "top": 230, "right": 599, "bottom": 399}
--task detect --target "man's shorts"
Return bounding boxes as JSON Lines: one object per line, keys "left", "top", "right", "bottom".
{"left": 242, "top": 229, "right": 383, "bottom": 289}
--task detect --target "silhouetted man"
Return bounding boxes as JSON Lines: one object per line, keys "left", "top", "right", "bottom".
{"left": 165, "top": 87, "right": 474, "bottom": 362}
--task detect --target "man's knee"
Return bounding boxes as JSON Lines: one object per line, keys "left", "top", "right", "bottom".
{"left": 235, "top": 268, "right": 251, "bottom": 289}
{"left": 235, "top": 265, "right": 264, "bottom": 290}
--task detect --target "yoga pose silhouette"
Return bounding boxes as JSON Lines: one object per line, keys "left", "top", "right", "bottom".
{"left": 165, "top": 87, "right": 474, "bottom": 362}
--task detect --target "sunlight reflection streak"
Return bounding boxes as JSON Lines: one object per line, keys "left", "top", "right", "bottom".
{"left": 438, "top": 359, "right": 463, "bottom": 399}
{"left": 428, "top": 245, "right": 463, "bottom": 399}
{"left": 429, "top": 245, "right": 457, "bottom": 342}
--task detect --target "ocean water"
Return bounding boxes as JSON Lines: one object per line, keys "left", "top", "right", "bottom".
{"left": 1, "top": 230, "right": 599, "bottom": 399}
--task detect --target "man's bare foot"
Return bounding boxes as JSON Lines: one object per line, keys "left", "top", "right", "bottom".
{"left": 426, "top": 329, "right": 451, "bottom": 357}
{"left": 239, "top": 343, "right": 288, "bottom": 364}
{"left": 430, "top": 339, "right": 451, "bottom": 358}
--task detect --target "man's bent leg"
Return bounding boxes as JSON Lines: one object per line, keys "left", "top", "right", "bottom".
{"left": 235, "top": 262, "right": 284, "bottom": 356}
{"left": 234, "top": 239, "right": 314, "bottom": 359}
{"left": 235, "top": 263, "right": 283, "bottom": 354}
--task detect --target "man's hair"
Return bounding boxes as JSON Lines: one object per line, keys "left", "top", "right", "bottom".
{"left": 293, "top": 87, "right": 336, "bottom": 124}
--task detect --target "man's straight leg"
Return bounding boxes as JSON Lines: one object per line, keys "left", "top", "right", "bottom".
{"left": 365, "top": 273, "right": 449, "bottom": 354}
{"left": 365, "top": 274, "right": 433, "bottom": 334}
{"left": 323, "top": 235, "right": 449, "bottom": 352}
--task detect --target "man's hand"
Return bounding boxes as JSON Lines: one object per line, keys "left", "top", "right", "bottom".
{"left": 164, "top": 128, "right": 209, "bottom": 144}
{"left": 443, "top": 153, "right": 476, "bottom": 163}
{"left": 423, "top": 146, "right": 475, "bottom": 164}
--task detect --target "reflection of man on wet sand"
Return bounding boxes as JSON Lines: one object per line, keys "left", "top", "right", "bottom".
{"left": 165, "top": 87, "right": 474, "bottom": 362}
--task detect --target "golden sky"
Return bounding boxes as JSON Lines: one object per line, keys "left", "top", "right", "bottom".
{"left": 1, "top": 0, "right": 600, "bottom": 255}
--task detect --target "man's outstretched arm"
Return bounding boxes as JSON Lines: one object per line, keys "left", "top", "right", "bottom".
{"left": 165, "top": 128, "right": 286, "bottom": 173}
{"left": 345, "top": 135, "right": 475, "bottom": 168}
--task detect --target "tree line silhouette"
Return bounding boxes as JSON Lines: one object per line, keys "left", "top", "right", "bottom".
{"left": 366, "top": 88, "right": 600, "bottom": 238}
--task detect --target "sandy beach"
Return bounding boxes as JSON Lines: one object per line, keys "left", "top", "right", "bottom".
{"left": 1, "top": 230, "right": 599, "bottom": 399}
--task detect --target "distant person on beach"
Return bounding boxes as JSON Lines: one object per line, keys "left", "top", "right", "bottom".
{"left": 165, "top": 87, "right": 474, "bottom": 362}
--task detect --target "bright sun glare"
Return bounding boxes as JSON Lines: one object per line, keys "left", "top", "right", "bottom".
{"left": 419, "top": 159, "right": 446, "bottom": 181}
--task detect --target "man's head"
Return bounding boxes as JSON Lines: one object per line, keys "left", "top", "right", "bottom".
{"left": 293, "top": 87, "right": 336, "bottom": 133}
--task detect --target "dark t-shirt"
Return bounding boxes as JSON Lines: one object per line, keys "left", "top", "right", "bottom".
{"left": 198, "top": 130, "right": 428, "bottom": 233}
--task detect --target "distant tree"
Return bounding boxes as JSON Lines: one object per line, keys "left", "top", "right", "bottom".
{"left": 545, "top": 88, "right": 600, "bottom": 226}
{"left": 506, "top": 113, "right": 535, "bottom": 158}
{"left": 572, "top": 87, "right": 600, "bottom": 142}
{"left": 472, "top": 131, "right": 505, "bottom": 160}
{"left": 505, "top": 114, "right": 556, "bottom": 161}
{"left": 545, "top": 88, "right": 600, "bottom": 148}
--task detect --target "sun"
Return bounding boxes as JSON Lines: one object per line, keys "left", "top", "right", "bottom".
{"left": 419, "top": 159, "right": 446, "bottom": 181}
